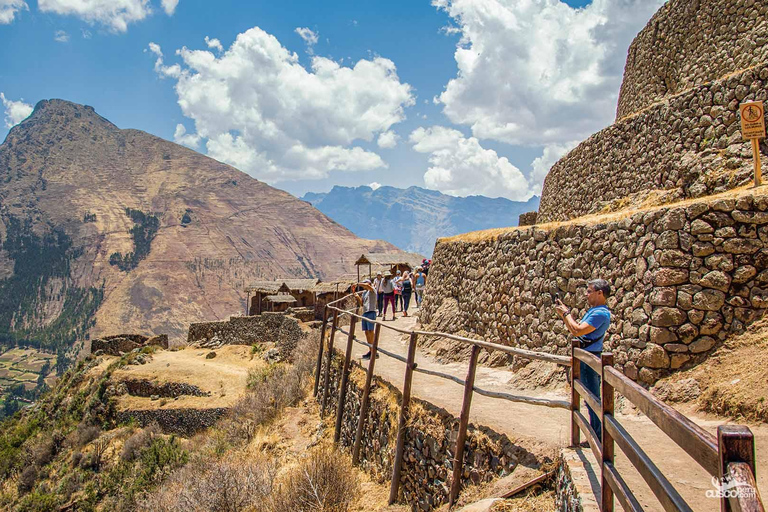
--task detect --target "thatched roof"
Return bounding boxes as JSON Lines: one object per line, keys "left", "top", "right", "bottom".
{"left": 354, "top": 253, "right": 424, "bottom": 268}
{"left": 246, "top": 278, "right": 320, "bottom": 293}
{"left": 313, "top": 280, "right": 355, "bottom": 294}
{"left": 264, "top": 294, "right": 297, "bottom": 303}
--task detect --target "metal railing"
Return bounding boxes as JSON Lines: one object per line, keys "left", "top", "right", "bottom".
{"left": 312, "top": 294, "right": 570, "bottom": 507}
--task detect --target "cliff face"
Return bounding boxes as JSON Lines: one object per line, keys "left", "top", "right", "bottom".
{"left": 302, "top": 185, "right": 539, "bottom": 256}
{"left": 0, "top": 99, "right": 395, "bottom": 347}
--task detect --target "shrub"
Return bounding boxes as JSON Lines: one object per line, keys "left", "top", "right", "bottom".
{"left": 15, "top": 491, "right": 59, "bottom": 512}
{"left": 271, "top": 445, "right": 358, "bottom": 512}
{"left": 120, "top": 424, "right": 159, "bottom": 462}
{"left": 133, "top": 436, "right": 188, "bottom": 490}
{"left": 17, "top": 465, "right": 38, "bottom": 494}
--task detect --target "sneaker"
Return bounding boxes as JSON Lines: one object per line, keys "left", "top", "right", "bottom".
{"left": 361, "top": 352, "right": 371, "bottom": 360}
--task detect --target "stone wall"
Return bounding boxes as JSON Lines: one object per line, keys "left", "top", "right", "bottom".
{"left": 617, "top": 0, "right": 768, "bottom": 120}
{"left": 187, "top": 313, "right": 305, "bottom": 357}
{"left": 422, "top": 191, "right": 768, "bottom": 385}
{"left": 538, "top": 62, "right": 768, "bottom": 224}
{"left": 319, "top": 353, "right": 544, "bottom": 510}
{"left": 115, "top": 407, "right": 227, "bottom": 437}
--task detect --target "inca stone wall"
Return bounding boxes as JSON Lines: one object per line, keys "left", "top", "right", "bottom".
{"left": 617, "top": 0, "right": 768, "bottom": 120}
{"left": 319, "top": 354, "right": 543, "bottom": 510}
{"left": 538, "top": 62, "right": 768, "bottom": 223}
{"left": 187, "top": 313, "right": 305, "bottom": 357}
{"left": 422, "top": 191, "right": 768, "bottom": 385}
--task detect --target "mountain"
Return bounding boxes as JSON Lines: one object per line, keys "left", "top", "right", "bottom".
{"left": 302, "top": 186, "right": 540, "bottom": 256}
{"left": 0, "top": 99, "right": 396, "bottom": 348}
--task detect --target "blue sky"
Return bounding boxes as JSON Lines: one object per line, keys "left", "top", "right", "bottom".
{"left": 0, "top": 0, "right": 662, "bottom": 200}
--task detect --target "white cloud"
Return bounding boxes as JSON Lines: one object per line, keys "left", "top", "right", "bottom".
{"left": 377, "top": 130, "right": 399, "bottom": 149}
{"left": 294, "top": 27, "right": 318, "bottom": 54}
{"left": 433, "top": 0, "right": 665, "bottom": 146}
{"left": 410, "top": 126, "right": 530, "bottom": 200}
{"left": 81, "top": 28, "right": 91, "bottom": 38}
{"left": 161, "top": 0, "right": 177, "bottom": 15}
{"left": 54, "top": 29, "right": 70, "bottom": 42}
{"left": 1, "top": 93, "right": 33, "bottom": 128}
{"left": 204, "top": 36, "right": 223, "bottom": 53}
{"left": 369, "top": 182, "right": 381, "bottom": 190}
{"left": 173, "top": 123, "right": 201, "bottom": 149}
{"left": 146, "top": 42, "right": 181, "bottom": 78}
{"left": 0, "top": 0, "right": 27, "bottom": 24}
{"left": 152, "top": 27, "right": 414, "bottom": 182}
{"left": 38, "top": 0, "right": 152, "bottom": 32}
{"left": 529, "top": 142, "right": 579, "bottom": 194}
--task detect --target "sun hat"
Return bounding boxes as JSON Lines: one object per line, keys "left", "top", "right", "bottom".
{"left": 396, "top": 269, "right": 402, "bottom": 275}
{"left": 383, "top": 270, "right": 392, "bottom": 277}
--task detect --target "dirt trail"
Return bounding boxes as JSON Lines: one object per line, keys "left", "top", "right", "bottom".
{"left": 345, "top": 308, "right": 768, "bottom": 511}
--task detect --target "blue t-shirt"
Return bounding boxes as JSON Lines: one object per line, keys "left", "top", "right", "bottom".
{"left": 579, "top": 305, "right": 611, "bottom": 353}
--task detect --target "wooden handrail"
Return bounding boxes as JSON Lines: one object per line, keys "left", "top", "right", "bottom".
{"left": 573, "top": 409, "right": 602, "bottom": 462}
{"left": 574, "top": 348, "right": 602, "bottom": 373}
{"left": 726, "top": 462, "right": 765, "bottom": 512}
{"left": 604, "top": 462, "right": 643, "bottom": 512}
{"left": 573, "top": 378, "right": 601, "bottom": 417}
{"left": 604, "top": 366, "right": 719, "bottom": 476}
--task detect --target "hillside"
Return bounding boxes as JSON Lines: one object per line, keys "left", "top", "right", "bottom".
{"left": 0, "top": 99, "right": 397, "bottom": 350}
{"left": 302, "top": 185, "right": 539, "bottom": 256}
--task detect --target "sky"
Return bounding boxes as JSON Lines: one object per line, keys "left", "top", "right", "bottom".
{"left": 0, "top": 0, "right": 666, "bottom": 200}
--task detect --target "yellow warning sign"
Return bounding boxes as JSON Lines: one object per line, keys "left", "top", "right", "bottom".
{"left": 741, "top": 101, "right": 766, "bottom": 140}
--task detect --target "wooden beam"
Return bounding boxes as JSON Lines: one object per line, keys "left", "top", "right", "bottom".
{"left": 571, "top": 340, "right": 581, "bottom": 447}
{"left": 601, "top": 352, "right": 615, "bottom": 512}
{"left": 449, "top": 344, "right": 480, "bottom": 507}
{"left": 389, "top": 332, "right": 418, "bottom": 505}
{"left": 719, "top": 425, "right": 759, "bottom": 512}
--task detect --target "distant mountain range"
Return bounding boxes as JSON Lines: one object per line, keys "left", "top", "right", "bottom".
{"left": 301, "top": 186, "right": 540, "bottom": 256}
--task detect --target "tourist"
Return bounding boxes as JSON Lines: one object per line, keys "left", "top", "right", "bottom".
{"left": 554, "top": 279, "right": 611, "bottom": 441}
{"left": 414, "top": 268, "right": 426, "bottom": 307}
{"left": 380, "top": 271, "right": 396, "bottom": 320}
{"left": 400, "top": 271, "right": 413, "bottom": 316}
{"left": 394, "top": 269, "right": 403, "bottom": 312}
{"left": 352, "top": 279, "right": 378, "bottom": 360}
{"left": 373, "top": 272, "right": 384, "bottom": 317}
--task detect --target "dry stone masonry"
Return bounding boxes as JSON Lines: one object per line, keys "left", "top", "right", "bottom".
{"left": 538, "top": 0, "right": 768, "bottom": 224}
{"left": 617, "top": 0, "right": 768, "bottom": 120}
{"left": 187, "top": 313, "right": 306, "bottom": 358}
{"left": 319, "top": 354, "right": 543, "bottom": 511}
{"left": 423, "top": 191, "right": 768, "bottom": 385}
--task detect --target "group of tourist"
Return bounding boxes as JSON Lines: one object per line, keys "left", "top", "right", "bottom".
{"left": 352, "top": 260, "right": 430, "bottom": 360}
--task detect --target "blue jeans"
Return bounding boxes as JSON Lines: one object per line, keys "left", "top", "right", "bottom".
{"left": 580, "top": 360, "right": 602, "bottom": 441}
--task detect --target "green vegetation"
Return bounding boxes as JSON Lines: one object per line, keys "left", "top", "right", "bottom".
{"left": 82, "top": 212, "right": 96, "bottom": 223}
{"left": 109, "top": 208, "right": 160, "bottom": 271}
{"left": 0, "top": 215, "right": 103, "bottom": 353}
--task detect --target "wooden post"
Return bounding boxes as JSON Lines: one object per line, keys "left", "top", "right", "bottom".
{"left": 718, "top": 425, "right": 757, "bottom": 512}
{"left": 321, "top": 309, "right": 339, "bottom": 416}
{"left": 449, "top": 344, "right": 480, "bottom": 507}
{"left": 571, "top": 339, "right": 581, "bottom": 447}
{"left": 389, "top": 332, "right": 418, "bottom": 505}
{"left": 601, "top": 353, "right": 615, "bottom": 512}
{"left": 752, "top": 139, "right": 763, "bottom": 187}
{"left": 334, "top": 316, "right": 357, "bottom": 444}
{"left": 352, "top": 323, "right": 381, "bottom": 465}
{"left": 313, "top": 307, "right": 329, "bottom": 397}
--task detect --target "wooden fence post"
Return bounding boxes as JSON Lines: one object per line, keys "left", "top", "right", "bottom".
{"left": 353, "top": 323, "right": 381, "bottom": 465}
{"left": 313, "top": 306, "right": 329, "bottom": 397}
{"left": 389, "top": 332, "right": 418, "bottom": 505}
{"left": 321, "top": 309, "right": 339, "bottom": 416}
{"left": 601, "top": 353, "right": 615, "bottom": 512}
{"left": 571, "top": 339, "right": 581, "bottom": 447}
{"left": 449, "top": 344, "right": 480, "bottom": 507}
{"left": 334, "top": 316, "right": 357, "bottom": 444}
{"left": 718, "top": 425, "right": 757, "bottom": 512}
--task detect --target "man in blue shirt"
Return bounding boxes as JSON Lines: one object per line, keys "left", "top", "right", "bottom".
{"left": 555, "top": 279, "right": 611, "bottom": 441}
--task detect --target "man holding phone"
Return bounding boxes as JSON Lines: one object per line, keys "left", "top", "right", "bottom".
{"left": 554, "top": 279, "right": 611, "bottom": 441}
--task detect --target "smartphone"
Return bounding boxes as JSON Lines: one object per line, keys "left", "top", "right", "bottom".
{"left": 554, "top": 292, "right": 561, "bottom": 303}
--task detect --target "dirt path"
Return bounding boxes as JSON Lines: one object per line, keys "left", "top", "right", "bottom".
{"left": 345, "top": 308, "right": 768, "bottom": 511}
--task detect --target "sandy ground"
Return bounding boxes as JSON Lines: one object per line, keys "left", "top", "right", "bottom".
{"left": 337, "top": 306, "right": 768, "bottom": 511}
{"left": 110, "top": 345, "right": 265, "bottom": 411}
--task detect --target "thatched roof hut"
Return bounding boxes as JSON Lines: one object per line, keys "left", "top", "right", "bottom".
{"left": 354, "top": 253, "right": 425, "bottom": 280}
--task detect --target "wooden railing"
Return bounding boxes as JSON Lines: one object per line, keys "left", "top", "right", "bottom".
{"left": 571, "top": 342, "right": 765, "bottom": 512}
{"left": 313, "top": 294, "right": 764, "bottom": 510}
{"left": 313, "top": 295, "right": 571, "bottom": 507}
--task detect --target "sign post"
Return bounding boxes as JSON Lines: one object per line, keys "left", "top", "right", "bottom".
{"left": 740, "top": 101, "right": 766, "bottom": 187}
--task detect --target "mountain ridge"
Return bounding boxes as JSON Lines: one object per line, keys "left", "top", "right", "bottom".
{"left": 0, "top": 99, "right": 397, "bottom": 348}
{"left": 302, "top": 185, "right": 539, "bottom": 256}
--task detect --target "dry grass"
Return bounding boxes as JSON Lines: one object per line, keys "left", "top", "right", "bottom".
{"left": 441, "top": 183, "right": 767, "bottom": 244}
{"left": 490, "top": 490, "right": 556, "bottom": 511}
{"left": 655, "top": 317, "right": 768, "bottom": 423}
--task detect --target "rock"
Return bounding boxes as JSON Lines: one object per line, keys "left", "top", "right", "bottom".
{"left": 652, "top": 378, "right": 701, "bottom": 402}
{"left": 689, "top": 336, "right": 716, "bottom": 353}
{"left": 150, "top": 395, "right": 160, "bottom": 401}
{"left": 651, "top": 307, "right": 687, "bottom": 327}
{"left": 147, "top": 334, "right": 169, "bottom": 349}
{"left": 263, "top": 348, "right": 282, "bottom": 363}
{"left": 691, "top": 219, "right": 714, "bottom": 234}
{"left": 692, "top": 290, "right": 726, "bottom": 311}
{"left": 670, "top": 354, "right": 691, "bottom": 370}
{"left": 638, "top": 344, "right": 671, "bottom": 369}
{"left": 205, "top": 351, "right": 216, "bottom": 359}
{"left": 652, "top": 269, "right": 689, "bottom": 286}
{"left": 649, "top": 287, "right": 677, "bottom": 306}
{"left": 650, "top": 327, "right": 678, "bottom": 344}
{"left": 723, "top": 238, "right": 763, "bottom": 254}
{"left": 733, "top": 265, "right": 757, "bottom": 283}
{"left": 698, "top": 271, "right": 731, "bottom": 292}
{"left": 732, "top": 211, "right": 768, "bottom": 224}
